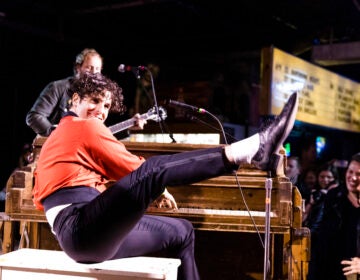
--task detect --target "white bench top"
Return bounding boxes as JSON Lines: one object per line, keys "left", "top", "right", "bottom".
{"left": 0, "top": 248, "right": 181, "bottom": 280}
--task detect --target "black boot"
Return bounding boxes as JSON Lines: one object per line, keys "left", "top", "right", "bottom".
{"left": 252, "top": 92, "right": 298, "bottom": 174}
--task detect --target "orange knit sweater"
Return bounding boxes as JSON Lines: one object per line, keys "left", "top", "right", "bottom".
{"left": 33, "top": 115, "right": 145, "bottom": 210}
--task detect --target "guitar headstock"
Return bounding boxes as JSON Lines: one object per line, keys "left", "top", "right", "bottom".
{"left": 147, "top": 106, "right": 167, "bottom": 122}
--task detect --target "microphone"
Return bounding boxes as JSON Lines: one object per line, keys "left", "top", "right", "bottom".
{"left": 118, "top": 63, "right": 168, "bottom": 138}
{"left": 167, "top": 99, "right": 206, "bottom": 114}
{"left": 118, "top": 64, "right": 146, "bottom": 78}
{"left": 168, "top": 99, "right": 230, "bottom": 144}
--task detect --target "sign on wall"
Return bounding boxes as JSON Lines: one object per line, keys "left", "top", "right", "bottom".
{"left": 260, "top": 46, "right": 360, "bottom": 133}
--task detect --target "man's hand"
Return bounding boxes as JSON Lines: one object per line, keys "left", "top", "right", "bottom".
{"left": 128, "top": 113, "right": 147, "bottom": 131}
{"left": 154, "top": 188, "right": 178, "bottom": 209}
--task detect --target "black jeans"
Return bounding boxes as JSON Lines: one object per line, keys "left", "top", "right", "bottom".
{"left": 52, "top": 146, "right": 236, "bottom": 280}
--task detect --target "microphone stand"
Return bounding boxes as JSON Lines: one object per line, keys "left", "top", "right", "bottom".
{"left": 144, "top": 68, "right": 161, "bottom": 121}
{"left": 169, "top": 97, "right": 274, "bottom": 277}
{"left": 139, "top": 67, "right": 177, "bottom": 142}
{"left": 263, "top": 174, "right": 272, "bottom": 280}
{"left": 192, "top": 106, "right": 273, "bottom": 277}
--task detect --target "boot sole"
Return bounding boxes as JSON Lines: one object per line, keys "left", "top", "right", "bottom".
{"left": 270, "top": 92, "right": 299, "bottom": 175}
{"left": 273, "top": 92, "right": 299, "bottom": 156}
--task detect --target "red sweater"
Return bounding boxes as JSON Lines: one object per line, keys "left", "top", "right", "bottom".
{"left": 33, "top": 115, "right": 145, "bottom": 210}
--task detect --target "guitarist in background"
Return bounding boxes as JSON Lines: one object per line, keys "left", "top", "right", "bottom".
{"left": 26, "top": 48, "right": 146, "bottom": 137}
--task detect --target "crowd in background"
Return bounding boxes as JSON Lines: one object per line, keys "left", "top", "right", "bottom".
{"left": 285, "top": 136, "right": 360, "bottom": 280}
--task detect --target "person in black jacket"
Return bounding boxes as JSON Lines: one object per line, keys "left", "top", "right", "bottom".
{"left": 26, "top": 48, "right": 145, "bottom": 137}
{"left": 26, "top": 48, "right": 103, "bottom": 136}
{"left": 303, "top": 163, "right": 339, "bottom": 232}
{"left": 307, "top": 153, "right": 360, "bottom": 280}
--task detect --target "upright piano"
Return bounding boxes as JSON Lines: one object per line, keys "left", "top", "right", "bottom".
{"left": 2, "top": 136, "right": 310, "bottom": 280}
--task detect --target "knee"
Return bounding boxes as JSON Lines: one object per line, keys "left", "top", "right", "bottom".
{"left": 177, "top": 219, "right": 195, "bottom": 242}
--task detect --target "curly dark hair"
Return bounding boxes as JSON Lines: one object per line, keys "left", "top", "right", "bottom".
{"left": 67, "top": 72, "right": 127, "bottom": 114}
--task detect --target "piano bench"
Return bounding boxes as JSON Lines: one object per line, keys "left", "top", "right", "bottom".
{"left": 0, "top": 248, "right": 181, "bottom": 280}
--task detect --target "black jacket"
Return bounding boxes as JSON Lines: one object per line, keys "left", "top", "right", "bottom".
{"left": 308, "top": 185, "right": 360, "bottom": 280}
{"left": 26, "top": 77, "right": 72, "bottom": 136}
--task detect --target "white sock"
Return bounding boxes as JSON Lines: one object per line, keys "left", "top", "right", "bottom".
{"left": 229, "top": 134, "right": 260, "bottom": 164}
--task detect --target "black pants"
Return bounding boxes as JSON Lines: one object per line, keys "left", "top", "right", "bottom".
{"left": 52, "top": 146, "right": 236, "bottom": 280}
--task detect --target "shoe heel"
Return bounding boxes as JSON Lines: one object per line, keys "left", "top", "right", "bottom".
{"left": 268, "top": 153, "right": 285, "bottom": 177}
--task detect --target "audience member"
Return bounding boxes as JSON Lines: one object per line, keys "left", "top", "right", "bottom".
{"left": 302, "top": 167, "right": 318, "bottom": 192}
{"left": 298, "top": 166, "right": 318, "bottom": 204}
{"left": 303, "top": 163, "right": 339, "bottom": 231}
{"left": 17, "top": 143, "right": 34, "bottom": 169}
{"left": 307, "top": 154, "right": 360, "bottom": 280}
{"left": 286, "top": 156, "right": 301, "bottom": 185}
{"left": 305, "top": 163, "right": 339, "bottom": 280}
{"left": 285, "top": 156, "right": 311, "bottom": 202}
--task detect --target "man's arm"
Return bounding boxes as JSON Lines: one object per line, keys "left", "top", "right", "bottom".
{"left": 26, "top": 78, "right": 70, "bottom": 136}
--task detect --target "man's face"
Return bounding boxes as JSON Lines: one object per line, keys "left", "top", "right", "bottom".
{"left": 345, "top": 160, "right": 360, "bottom": 194}
{"left": 285, "top": 159, "right": 300, "bottom": 179}
{"left": 78, "top": 54, "right": 102, "bottom": 74}
{"left": 71, "top": 91, "right": 112, "bottom": 122}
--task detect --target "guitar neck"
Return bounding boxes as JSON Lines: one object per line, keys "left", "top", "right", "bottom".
{"left": 108, "top": 112, "right": 150, "bottom": 134}
{"left": 109, "top": 119, "right": 135, "bottom": 134}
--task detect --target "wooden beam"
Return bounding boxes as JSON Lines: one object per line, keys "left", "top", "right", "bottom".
{"left": 312, "top": 41, "right": 360, "bottom": 66}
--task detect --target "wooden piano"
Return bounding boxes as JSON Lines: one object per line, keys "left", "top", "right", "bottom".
{"left": 2, "top": 136, "right": 310, "bottom": 280}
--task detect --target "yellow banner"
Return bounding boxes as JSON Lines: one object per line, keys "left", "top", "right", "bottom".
{"left": 267, "top": 47, "right": 360, "bottom": 133}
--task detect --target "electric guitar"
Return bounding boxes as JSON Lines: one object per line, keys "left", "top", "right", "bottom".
{"left": 109, "top": 106, "right": 167, "bottom": 134}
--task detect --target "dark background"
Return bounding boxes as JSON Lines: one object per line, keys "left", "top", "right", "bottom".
{"left": 1, "top": 0, "right": 360, "bottom": 187}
